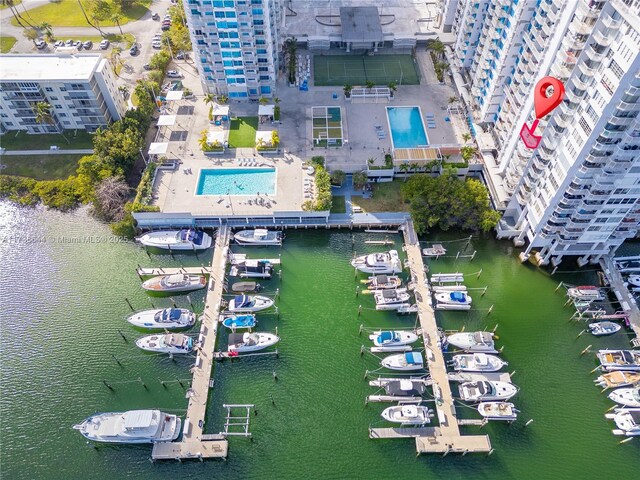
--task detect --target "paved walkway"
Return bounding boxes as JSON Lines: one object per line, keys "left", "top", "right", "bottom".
{"left": 0, "top": 149, "right": 93, "bottom": 155}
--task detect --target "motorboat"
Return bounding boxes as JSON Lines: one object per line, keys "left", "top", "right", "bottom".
{"left": 567, "top": 285, "right": 605, "bottom": 302}
{"left": 374, "top": 288, "right": 412, "bottom": 311}
{"left": 351, "top": 250, "right": 402, "bottom": 274}
{"left": 435, "top": 291, "right": 472, "bottom": 306}
{"left": 227, "top": 294, "right": 274, "bottom": 313}
{"left": 626, "top": 275, "right": 640, "bottom": 288}
{"left": 127, "top": 308, "right": 196, "bottom": 330}
{"left": 594, "top": 371, "right": 640, "bottom": 389}
{"left": 597, "top": 350, "right": 640, "bottom": 371}
{"left": 382, "top": 379, "right": 427, "bottom": 397}
{"left": 73, "top": 410, "right": 181, "bottom": 444}
{"left": 422, "top": 244, "right": 447, "bottom": 257}
{"left": 227, "top": 331, "right": 279, "bottom": 353}
{"left": 588, "top": 321, "right": 622, "bottom": 336}
{"left": 381, "top": 405, "right": 432, "bottom": 424}
{"left": 229, "top": 260, "right": 273, "bottom": 278}
{"left": 142, "top": 274, "right": 207, "bottom": 294}
{"left": 135, "top": 333, "right": 194, "bottom": 354}
{"left": 222, "top": 314, "right": 257, "bottom": 330}
{"left": 477, "top": 402, "right": 519, "bottom": 421}
{"left": 446, "top": 332, "right": 496, "bottom": 353}
{"left": 608, "top": 388, "right": 640, "bottom": 408}
{"left": 451, "top": 353, "right": 507, "bottom": 372}
{"left": 369, "top": 330, "right": 419, "bottom": 348}
{"left": 458, "top": 381, "right": 519, "bottom": 402}
{"left": 136, "top": 229, "right": 212, "bottom": 251}
{"left": 381, "top": 352, "right": 424, "bottom": 371}
{"left": 605, "top": 408, "right": 640, "bottom": 436}
{"left": 231, "top": 281, "right": 261, "bottom": 292}
{"left": 361, "top": 275, "right": 402, "bottom": 290}
{"left": 233, "top": 229, "right": 283, "bottom": 246}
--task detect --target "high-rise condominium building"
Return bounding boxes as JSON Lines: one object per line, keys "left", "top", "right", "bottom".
{"left": 183, "top": 0, "right": 280, "bottom": 99}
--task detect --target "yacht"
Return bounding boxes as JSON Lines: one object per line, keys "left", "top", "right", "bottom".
{"left": 594, "top": 371, "right": 640, "bottom": 389}
{"left": 381, "top": 405, "right": 432, "bottom": 425}
{"left": 233, "top": 229, "right": 283, "bottom": 246}
{"left": 381, "top": 352, "right": 424, "bottom": 371}
{"left": 435, "top": 291, "right": 472, "bottom": 306}
{"left": 608, "top": 388, "right": 640, "bottom": 408}
{"left": 587, "top": 321, "right": 622, "bottom": 336}
{"left": 374, "top": 288, "right": 412, "bottom": 311}
{"left": 229, "top": 260, "right": 273, "bottom": 278}
{"left": 567, "top": 285, "right": 605, "bottom": 302}
{"left": 231, "top": 281, "right": 261, "bottom": 292}
{"left": 451, "top": 353, "right": 507, "bottom": 372}
{"left": 127, "top": 308, "right": 196, "bottom": 330}
{"left": 73, "top": 410, "right": 181, "bottom": 444}
{"left": 422, "top": 244, "right": 446, "bottom": 257}
{"left": 351, "top": 250, "right": 402, "bottom": 274}
{"left": 361, "top": 275, "right": 402, "bottom": 290}
{"left": 369, "top": 330, "right": 419, "bottom": 348}
{"left": 227, "top": 294, "right": 274, "bottom": 313}
{"left": 458, "top": 381, "right": 519, "bottom": 402}
{"left": 142, "top": 274, "right": 207, "bottom": 293}
{"left": 136, "top": 229, "right": 212, "bottom": 251}
{"left": 597, "top": 350, "right": 640, "bottom": 371}
{"left": 445, "top": 332, "right": 497, "bottom": 353}
{"left": 477, "top": 402, "right": 519, "bottom": 421}
{"left": 135, "top": 333, "right": 194, "bottom": 354}
{"left": 228, "top": 331, "right": 279, "bottom": 353}
{"left": 221, "top": 314, "right": 257, "bottom": 330}
{"left": 381, "top": 379, "right": 427, "bottom": 398}
{"left": 606, "top": 408, "right": 640, "bottom": 436}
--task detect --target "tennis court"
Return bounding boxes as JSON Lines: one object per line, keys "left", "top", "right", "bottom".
{"left": 312, "top": 106, "right": 343, "bottom": 147}
{"left": 313, "top": 54, "right": 419, "bottom": 86}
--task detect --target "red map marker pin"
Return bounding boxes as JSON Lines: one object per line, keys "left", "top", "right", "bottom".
{"left": 534, "top": 76, "right": 565, "bottom": 119}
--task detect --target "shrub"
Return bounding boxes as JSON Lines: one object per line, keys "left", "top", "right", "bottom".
{"left": 330, "top": 170, "right": 346, "bottom": 186}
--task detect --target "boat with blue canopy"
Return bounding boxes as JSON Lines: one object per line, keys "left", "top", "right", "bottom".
{"left": 227, "top": 294, "right": 274, "bottom": 313}
{"left": 222, "top": 314, "right": 257, "bottom": 330}
{"left": 381, "top": 351, "right": 424, "bottom": 371}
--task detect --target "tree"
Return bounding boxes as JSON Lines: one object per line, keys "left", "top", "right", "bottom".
{"left": 33, "top": 102, "right": 67, "bottom": 140}
{"left": 367, "top": 157, "right": 376, "bottom": 168}
{"left": 410, "top": 162, "right": 421, "bottom": 174}
{"left": 22, "top": 27, "right": 38, "bottom": 44}
{"left": 448, "top": 96, "right": 457, "bottom": 104}
{"left": 427, "top": 39, "right": 445, "bottom": 60}
{"left": 111, "top": 2, "right": 124, "bottom": 35}
{"left": 203, "top": 93, "right": 215, "bottom": 106}
{"left": 284, "top": 37, "right": 297, "bottom": 84}
{"left": 398, "top": 162, "right": 410, "bottom": 181}
{"left": 330, "top": 170, "right": 346, "bottom": 186}
{"left": 169, "top": 23, "right": 191, "bottom": 53}
{"left": 460, "top": 146, "right": 477, "bottom": 162}
{"left": 149, "top": 49, "right": 171, "bottom": 71}
{"left": 343, "top": 83, "right": 352, "bottom": 98}
{"left": 258, "top": 96, "right": 269, "bottom": 105}
{"left": 353, "top": 171, "right": 368, "bottom": 189}
{"left": 216, "top": 94, "right": 228, "bottom": 104}
{"left": 387, "top": 81, "right": 397, "bottom": 97}
{"left": 462, "top": 133, "right": 472, "bottom": 143}
{"left": 93, "top": 123, "right": 144, "bottom": 172}
{"left": 365, "top": 80, "right": 375, "bottom": 91}
{"left": 92, "top": 175, "right": 131, "bottom": 222}
{"left": 84, "top": 0, "right": 110, "bottom": 35}
{"left": 272, "top": 97, "right": 280, "bottom": 105}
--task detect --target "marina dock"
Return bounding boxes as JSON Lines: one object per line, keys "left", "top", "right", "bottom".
{"left": 600, "top": 255, "right": 640, "bottom": 341}
{"left": 152, "top": 226, "right": 231, "bottom": 460}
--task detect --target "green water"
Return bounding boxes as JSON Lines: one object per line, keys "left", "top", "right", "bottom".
{"left": 1, "top": 201, "right": 638, "bottom": 479}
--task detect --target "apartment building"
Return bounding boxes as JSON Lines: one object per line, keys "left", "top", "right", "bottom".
{"left": 182, "top": 0, "right": 280, "bottom": 99}
{"left": 0, "top": 54, "right": 125, "bottom": 134}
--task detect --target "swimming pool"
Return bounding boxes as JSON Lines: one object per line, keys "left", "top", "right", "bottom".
{"left": 196, "top": 168, "right": 276, "bottom": 195}
{"left": 386, "top": 106, "right": 429, "bottom": 148}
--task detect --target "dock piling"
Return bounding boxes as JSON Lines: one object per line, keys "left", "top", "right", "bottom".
{"left": 360, "top": 345, "right": 365, "bottom": 356}
{"left": 272, "top": 371, "right": 278, "bottom": 382}
{"left": 581, "top": 345, "right": 592, "bottom": 356}
{"left": 111, "top": 354, "right": 123, "bottom": 367}
{"left": 356, "top": 286, "right": 360, "bottom": 297}
{"left": 139, "top": 377, "right": 149, "bottom": 390}
{"left": 476, "top": 268, "right": 482, "bottom": 279}
{"left": 125, "top": 298, "right": 135, "bottom": 312}
{"left": 524, "top": 419, "right": 534, "bottom": 428}
{"left": 619, "top": 437, "right": 634, "bottom": 444}
{"left": 358, "top": 305, "right": 362, "bottom": 317}
{"left": 270, "top": 393, "right": 275, "bottom": 406}
{"left": 359, "top": 324, "right": 363, "bottom": 335}
{"left": 102, "top": 380, "right": 114, "bottom": 391}
{"left": 555, "top": 281, "right": 564, "bottom": 292}
{"left": 117, "top": 329, "right": 128, "bottom": 342}
{"left": 487, "top": 305, "right": 494, "bottom": 316}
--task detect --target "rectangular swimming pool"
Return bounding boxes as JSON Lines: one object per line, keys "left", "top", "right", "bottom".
{"left": 196, "top": 168, "right": 276, "bottom": 195}
{"left": 386, "top": 106, "right": 429, "bottom": 149}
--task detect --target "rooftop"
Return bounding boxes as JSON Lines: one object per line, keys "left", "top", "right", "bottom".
{"left": 340, "top": 7, "right": 383, "bottom": 43}
{"left": 0, "top": 54, "right": 103, "bottom": 82}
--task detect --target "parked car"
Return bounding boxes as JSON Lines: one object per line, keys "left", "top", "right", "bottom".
{"left": 99, "top": 39, "right": 110, "bottom": 49}
{"left": 152, "top": 12, "right": 160, "bottom": 20}
{"left": 130, "top": 44, "right": 139, "bottom": 55}
{"left": 35, "top": 39, "right": 46, "bottom": 49}
{"left": 161, "top": 25, "right": 171, "bottom": 31}
{"left": 143, "top": 63, "right": 152, "bottom": 70}
{"left": 65, "top": 39, "right": 74, "bottom": 46}
{"left": 176, "top": 51, "right": 189, "bottom": 60}
{"left": 166, "top": 70, "right": 183, "bottom": 78}
{"left": 74, "top": 41, "right": 82, "bottom": 48}
{"left": 152, "top": 42, "right": 162, "bottom": 49}
{"left": 82, "top": 40, "right": 93, "bottom": 49}
{"left": 54, "top": 40, "right": 64, "bottom": 48}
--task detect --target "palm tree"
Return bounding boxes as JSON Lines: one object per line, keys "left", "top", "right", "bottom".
{"left": 410, "top": 162, "right": 420, "bottom": 174}
{"left": 258, "top": 96, "right": 269, "bottom": 105}
{"left": 22, "top": 28, "right": 39, "bottom": 45}
{"left": 398, "top": 162, "right": 410, "bottom": 181}
{"left": 203, "top": 93, "right": 215, "bottom": 106}
{"left": 111, "top": 3, "right": 124, "bottom": 35}
{"left": 272, "top": 97, "right": 280, "bottom": 105}
{"left": 387, "top": 81, "right": 397, "bottom": 97}
{"left": 462, "top": 133, "right": 472, "bottom": 143}
{"left": 448, "top": 96, "right": 457, "bottom": 104}
{"left": 39, "top": 22, "right": 53, "bottom": 36}
{"left": 33, "top": 101, "right": 68, "bottom": 141}
{"left": 216, "top": 94, "right": 228, "bottom": 104}
{"left": 427, "top": 39, "right": 445, "bottom": 60}
{"left": 343, "top": 83, "right": 352, "bottom": 98}
{"left": 367, "top": 157, "right": 376, "bottom": 169}
{"left": 365, "top": 80, "right": 375, "bottom": 92}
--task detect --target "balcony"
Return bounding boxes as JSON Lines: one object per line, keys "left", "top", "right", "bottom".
{"left": 625, "top": 85, "right": 640, "bottom": 96}
{"left": 584, "top": 44, "right": 605, "bottom": 62}
{"left": 592, "top": 29, "right": 613, "bottom": 48}
{"left": 608, "top": 115, "right": 633, "bottom": 126}
{"left": 601, "top": 12, "right": 623, "bottom": 30}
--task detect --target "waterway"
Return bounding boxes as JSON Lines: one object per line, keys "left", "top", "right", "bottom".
{"left": 1, "top": 201, "right": 638, "bottom": 479}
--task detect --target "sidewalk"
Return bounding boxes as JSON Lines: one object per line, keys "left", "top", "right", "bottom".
{"left": 0, "top": 149, "right": 93, "bottom": 155}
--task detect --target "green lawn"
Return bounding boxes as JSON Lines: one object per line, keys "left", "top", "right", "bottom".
{"left": 0, "top": 36, "right": 16, "bottom": 53}
{"left": 228, "top": 117, "right": 258, "bottom": 148}
{"left": 351, "top": 180, "right": 407, "bottom": 212}
{"left": 314, "top": 54, "right": 419, "bottom": 86}
{"left": 0, "top": 154, "right": 82, "bottom": 180}
{"left": 10, "top": 0, "right": 151, "bottom": 27}
{"left": 330, "top": 195, "right": 346, "bottom": 214}
{"left": 0, "top": 0, "right": 21, "bottom": 10}
{"left": 0, "top": 131, "right": 94, "bottom": 151}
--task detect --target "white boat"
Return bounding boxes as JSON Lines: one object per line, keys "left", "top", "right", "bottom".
{"left": 594, "top": 371, "right": 640, "bottom": 389}
{"left": 381, "top": 351, "right": 424, "bottom": 371}
{"left": 627, "top": 275, "right": 640, "bottom": 288}
{"left": 458, "top": 381, "right": 519, "bottom": 402}
{"left": 381, "top": 379, "right": 427, "bottom": 397}
{"left": 381, "top": 405, "right": 432, "bottom": 424}
{"left": 374, "top": 288, "right": 412, "bottom": 311}
{"left": 597, "top": 350, "right": 640, "bottom": 371}
{"left": 477, "top": 402, "right": 519, "bottom": 421}
{"left": 351, "top": 250, "right": 402, "bottom": 274}
{"left": 73, "top": 410, "right": 181, "bottom": 444}
{"left": 142, "top": 274, "right": 207, "bottom": 293}
{"left": 229, "top": 260, "right": 273, "bottom": 278}
{"left": 136, "top": 229, "right": 212, "bottom": 251}
{"left": 127, "top": 308, "right": 196, "bottom": 330}
{"left": 567, "top": 285, "right": 605, "bottom": 302}
{"left": 608, "top": 388, "right": 640, "bottom": 407}
{"left": 435, "top": 291, "right": 472, "bottom": 306}
{"left": 588, "top": 321, "right": 622, "bottom": 336}
{"left": 227, "top": 331, "right": 279, "bottom": 353}
{"left": 451, "top": 353, "right": 507, "bottom": 372}
{"left": 233, "top": 229, "right": 283, "bottom": 246}
{"left": 605, "top": 408, "right": 640, "bottom": 436}
{"left": 446, "top": 332, "right": 496, "bottom": 353}
{"left": 135, "top": 333, "right": 194, "bottom": 354}
{"left": 361, "top": 274, "right": 402, "bottom": 290}
{"left": 422, "top": 244, "right": 446, "bottom": 257}
{"left": 369, "top": 330, "right": 419, "bottom": 348}
{"left": 227, "top": 294, "right": 274, "bottom": 313}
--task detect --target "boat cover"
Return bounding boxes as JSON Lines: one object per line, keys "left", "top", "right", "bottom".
{"left": 376, "top": 275, "right": 388, "bottom": 283}
{"left": 224, "top": 315, "right": 255, "bottom": 327}
{"left": 163, "top": 309, "right": 183, "bottom": 321}
{"left": 179, "top": 229, "right": 204, "bottom": 245}
{"left": 378, "top": 331, "right": 394, "bottom": 343}
{"left": 450, "top": 291, "right": 467, "bottom": 302}
{"left": 382, "top": 289, "right": 398, "bottom": 299}
{"left": 123, "top": 410, "right": 154, "bottom": 429}
{"left": 405, "top": 352, "right": 423, "bottom": 365}
{"left": 228, "top": 333, "right": 245, "bottom": 345}
{"left": 233, "top": 295, "right": 251, "bottom": 308}
{"left": 386, "top": 380, "right": 425, "bottom": 396}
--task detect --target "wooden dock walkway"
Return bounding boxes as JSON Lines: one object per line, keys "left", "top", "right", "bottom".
{"left": 151, "top": 226, "right": 231, "bottom": 461}
{"left": 399, "top": 221, "right": 492, "bottom": 455}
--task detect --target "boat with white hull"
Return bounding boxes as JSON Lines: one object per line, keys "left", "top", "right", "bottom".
{"left": 597, "top": 350, "right": 640, "bottom": 371}
{"left": 351, "top": 250, "right": 402, "bottom": 274}
{"left": 478, "top": 402, "right": 518, "bottom": 421}
{"left": 227, "top": 294, "right": 274, "bottom": 313}
{"left": 435, "top": 291, "right": 472, "bottom": 306}
{"left": 374, "top": 288, "right": 412, "bottom": 311}
{"left": 627, "top": 275, "right": 640, "bottom": 288}
{"left": 608, "top": 388, "right": 640, "bottom": 407}
{"left": 588, "top": 321, "right": 621, "bottom": 336}
{"left": 136, "top": 333, "right": 193, "bottom": 354}
{"left": 228, "top": 332, "right": 279, "bottom": 353}
{"left": 233, "top": 229, "right": 283, "bottom": 246}
{"left": 458, "top": 381, "right": 519, "bottom": 402}
{"left": 594, "top": 371, "right": 640, "bottom": 389}
{"left": 221, "top": 314, "right": 257, "bottom": 330}
{"left": 127, "top": 308, "right": 196, "bottom": 330}
{"left": 369, "top": 330, "right": 419, "bottom": 349}
{"left": 142, "top": 274, "right": 207, "bottom": 294}
{"left": 451, "top": 353, "right": 507, "bottom": 372}
{"left": 381, "top": 405, "right": 432, "bottom": 424}
{"left": 136, "top": 229, "right": 212, "bottom": 251}
{"left": 446, "top": 332, "right": 497, "bottom": 353}
{"left": 605, "top": 408, "right": 640, "bottom": 436}
{"left": 231, "top": 281, "right": 261, "bottom": 292}
{"left": 361, "top": 275, "right": 402, "bottom": 290}
{"left": 422, "top": 244, "right": 446, "bottom": 257}
{"left": 73, "top": 410, "right": 181, "bottom": 444}
{"left": 381, "top": 352, "right": 424, "bottom": 371}
{"left": 229, "top": 260, "right": 273, "bottom": 278}
{"left": 567, "top": 285, "right": 605, "bottom": 302}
